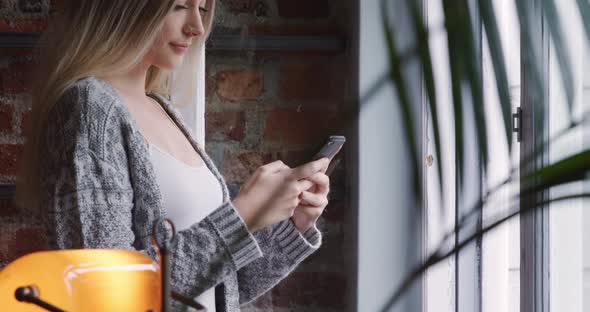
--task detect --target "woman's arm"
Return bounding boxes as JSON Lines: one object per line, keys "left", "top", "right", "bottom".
{"left": 38, "top": 84, "right": 264, "bottom": 301}
{"left": 236, "top": 218, "right": 322, "bottom": 305}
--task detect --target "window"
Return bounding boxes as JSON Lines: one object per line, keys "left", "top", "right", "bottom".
{"left": 546, "top": 2, "right": 590, "bottom": 310}
{"left": 423, "top": 1, "right": 590, "bottom": 312}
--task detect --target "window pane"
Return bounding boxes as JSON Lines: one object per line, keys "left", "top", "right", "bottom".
{"left": 548, "top": 1, "right": 590, "bottom": 311}
{"left": 481, "top": 1, "right": 520, "bottom": 312}
{"left": 424, "top": 0, "right": 457, "bottom": 310}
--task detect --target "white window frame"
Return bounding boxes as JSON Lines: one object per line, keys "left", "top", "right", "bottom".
{"left": 173, "top": 44, "right": 206, "bottom": 150}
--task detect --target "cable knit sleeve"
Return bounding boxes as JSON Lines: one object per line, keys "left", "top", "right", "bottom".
{"left": 38, "top": 82, "right": 264, "bottom": 305}
{"left": 236, "top": 218, "right": 322, "bottom": 305}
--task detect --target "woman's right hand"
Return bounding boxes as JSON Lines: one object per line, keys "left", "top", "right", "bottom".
{"left": 232, "top": 158, "right": 330, "bottom": 232}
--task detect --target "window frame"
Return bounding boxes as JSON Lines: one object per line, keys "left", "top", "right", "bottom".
{"left": 422, "top": 0, "right": 552, "bottom": 311}
{"left": 174, "top": 44, "right": 206, "bottom": 149}
{"left": 519, "top": 0, "right": 551, "bottom": 311}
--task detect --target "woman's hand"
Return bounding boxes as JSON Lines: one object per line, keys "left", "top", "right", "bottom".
{"left": 232, "top": 159, "right": 328, "bottom": 233}
{"left": 291, "top": 159, "right": 331, "bottom": 233}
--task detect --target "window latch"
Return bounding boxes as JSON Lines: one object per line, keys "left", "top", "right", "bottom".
{"left": 512, "top": 107, "right": 522, "bottom": 143}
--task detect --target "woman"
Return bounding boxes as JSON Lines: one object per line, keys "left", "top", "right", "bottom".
{"left": 15, "top": 1, "right": 331, "bottom": 311}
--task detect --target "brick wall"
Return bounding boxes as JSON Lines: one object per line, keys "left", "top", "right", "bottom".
{"left": 0, "top": 0, "right": 57, "bottom": 271}
{"left": 208, "top": 1, "right": 355, "bottom": 311}
{"left": 0, "top": 1, "right": 356, "bottom": 311}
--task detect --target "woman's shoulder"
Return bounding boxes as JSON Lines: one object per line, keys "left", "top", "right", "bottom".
{"left": 48, "top": 76, "right": 140, "bottom": 159}
{"left": 71, "top": 76, "right": 116, "bottom": 102}
{"left": 54, "top": 76, "right": 122, "bottom": 122}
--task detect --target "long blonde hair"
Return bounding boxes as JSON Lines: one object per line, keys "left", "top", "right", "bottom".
{"left": 15, "top": 0, "right": 216, "bottom": 214}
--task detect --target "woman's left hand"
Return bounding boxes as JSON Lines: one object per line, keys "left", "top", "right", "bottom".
{"left": 291, "top": 165, "right": 330, "bottom": 233}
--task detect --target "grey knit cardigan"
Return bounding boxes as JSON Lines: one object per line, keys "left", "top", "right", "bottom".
{"left": 38, "top": 76, "right": 322, "bottom": 311}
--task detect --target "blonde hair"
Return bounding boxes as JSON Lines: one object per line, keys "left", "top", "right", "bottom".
{"left": 15, "top": 0, "right": 216, "bottom": 214}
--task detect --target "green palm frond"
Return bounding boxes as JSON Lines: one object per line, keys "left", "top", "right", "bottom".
{"left": 381, "top": 0, "right": 421, "bottom": 203}
{"left": 479, "top": 0, "right": 513, "bottom": 152}
{"left": 407, "top": 0, "right": 444, "bottom": 203}
{"left": 542, "top": 0, "right": 575, "bottom": 119}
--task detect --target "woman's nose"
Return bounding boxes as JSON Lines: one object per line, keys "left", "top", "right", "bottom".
{"left": 184, "top": 13, "right": 205, "bottom": 37}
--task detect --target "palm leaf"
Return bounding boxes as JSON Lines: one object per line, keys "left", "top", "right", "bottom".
{"left": 381, "top": 191, "right": 590, "bottom": 311}
{"left": 459, "top": 0, "right": 489, "bottom": 171}
{"left": 381, "top": 0, "right": 421, "bottom": 200}
{"left": 442, "top": 0, "right": 466, "bottom": 189}
{"left": 577, "top": 0, "right": 590, "bottom": 49}
{"left": 522, "top": 149, "right": 590, "bottom": 193}
{"left": 479, "top": 0, "right": 514, "bottom": 153}
{"left": 377, "top": 0, "right": 590, "bottom": 309}
{"left": 407, "top": 0, "right": 445, "bottom": 209}
{"left": 542, "top": 0, "right": 575, "bottom": 118}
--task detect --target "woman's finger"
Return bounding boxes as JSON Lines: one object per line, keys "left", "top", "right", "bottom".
{"left": 300, "top": 191, "right": 328, "bottom": 207}
{"left": 290, "top": 158, "right": 330, "bottom": 180}
{"left": 261, "top": 160, "right": 289, "bottom": 173}
{"left": 303, "top": 172, "right": 330, "bottom": 194}
{"left": 296, "top": 179, "right": 314, "bottom": 192}
{"left": 296, "top": 203, "right": 325, "bottom": 217}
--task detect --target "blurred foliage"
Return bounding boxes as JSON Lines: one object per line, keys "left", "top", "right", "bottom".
{"left": 378, "top": 0, "right": 590, "bottom": 310}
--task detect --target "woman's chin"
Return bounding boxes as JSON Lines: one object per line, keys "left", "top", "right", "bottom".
{"left": 153, "top": 60, "right": 182, "bottom": 71}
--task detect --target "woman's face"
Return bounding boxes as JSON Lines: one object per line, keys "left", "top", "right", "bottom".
{"left": 147, "top": 0, "right": 208, "bottom": 69}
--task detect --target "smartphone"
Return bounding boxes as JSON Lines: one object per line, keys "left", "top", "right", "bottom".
{"left": 311, "top": 135, "right": 346, "bottom": 175}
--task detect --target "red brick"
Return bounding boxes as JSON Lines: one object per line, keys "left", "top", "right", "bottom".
{"left": 222, "top": 150, "right": 273, "bottom": 183}
{"left": 276, "top": 0, "right": 330, "bottom": 19}
{"left": 205, "top": 69, "right": 215, "bottom": 99}
{"left": 279, "top": 62, "right": 344, "bottom": 101}
{"left": 216, "top": 68, "right": 263, "bottom": 101}
{"left": 220, "top": 0, "right": 257, "bottom": 14}
{"left": 0, "top": 104, "right": 14, "bottom": 133}
{"left": 0, "top": 61, "right": 37, "bottom": 93}
{"left": 282, "top": 143, "right": 345, "bottom": 165}
{"left": 280, "top": 149, "right": 315, "bottom": 168}
{"left": 205, "top": 110, "right": 246, "bottom": 141}
{"left": 0, "top": 18, "right": 48, "bottom": 32}
{"left": 19, "top": 0, "right": 44, "bottom": 13}
{"left": 264, "top": 109, "right": 341, "bottom": 145}
{"left": 299, "top": 230, "right": 346, "bottom": 271}
{"left": 50, "top": 0, "right": 65, "bottom": 12}
{"left": 219, "top": 0, "right": 269, "bottom": 16}
{"left": 0, "top": 199, "right": 18, "bottom": 217}
{"left": 0, "top": 225, "right": 47, "bottom": 266}
{"left": 0, "top": 224, "right": 47, "bottom": 263}
{"left": 319, "top": 198, "right": 345, "bottom": 223}
{"left": 14, "top": 227, "right": 47, "bottom": 257}
{"left": 249, "top": 291, "right": 273, "bottom": 309}
{"left": 0, "top": 144, "right": 24, "bottom": 176}
{"left": 0, "top": 47, "right": 37, "bottom": 58}
{"left": 20, "top": 109, "right": 31, "bottom": 136}
{"left": 271, "top": 271, "right": 347, "bottom": 309}
{"left": 0, "top": 227, "right": 15, "bottom": 265}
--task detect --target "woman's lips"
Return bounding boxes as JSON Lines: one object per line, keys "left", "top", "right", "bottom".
{"left": 170, "top": 43, "right": 188, "bottom": 54}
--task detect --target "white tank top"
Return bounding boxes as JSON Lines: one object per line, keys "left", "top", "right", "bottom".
{"left": 149, "top": 142, "right": 223, "bottom": 312}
